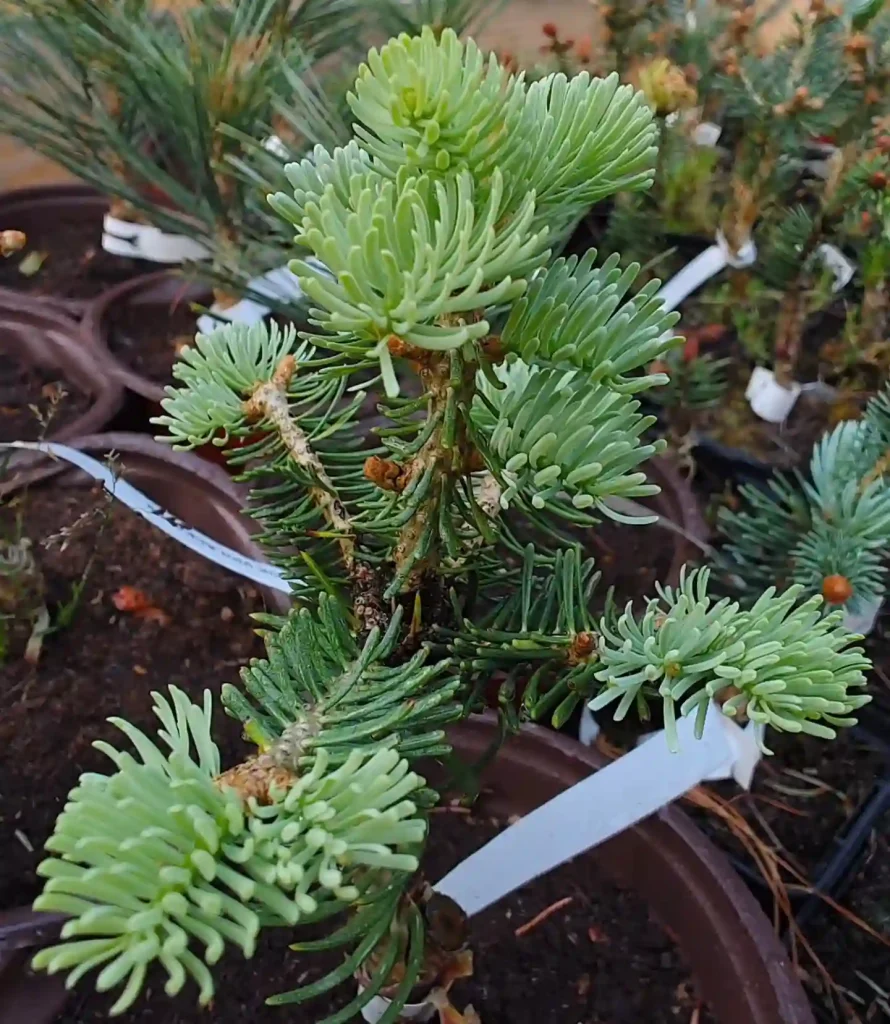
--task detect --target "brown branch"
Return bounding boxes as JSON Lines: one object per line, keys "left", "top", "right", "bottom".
{"left": 244, "top": 355, "right": 355, "bottom": 569}
{"left": 773, "top": 288, "right": 809, "bottom": 386}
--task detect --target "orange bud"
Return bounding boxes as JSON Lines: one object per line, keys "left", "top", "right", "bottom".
{"left": 822, "top": 574, "right": 854, "bottom": 605}
{"left": 0, "top": 229, "right": 26, "bottom": 257}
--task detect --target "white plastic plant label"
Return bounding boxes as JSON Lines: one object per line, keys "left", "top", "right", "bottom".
{"left": 817, "top": 243, "right": 856, "bottom": 293}
{"left": 1, "top": 441, "right": 293, "bottom": 594}
{"left": 195, "top": 259, "right": 331, "bottom": 335}
{"left": 656, "top": 230, "right": 756, "bottom": 314}
{"left": 692, "top": 121, "right": 722, "bottom": 147}
{"left": 262, "top": 134, "right": 290, "bottom": 159}
{"left": 843, "top": 598, "right": 882, "bottom": 635}
{"left": 745, "top": 366, "right": 802, "bottom": 423}
{"left": 360, "top": 993, "right": 435, "bottom": 1023}
{"left": 102, "top": 215, "right": 211, "bottom": 264}
{"left": 577, "top": 705, "right": 601, "bottom": 745}
{"left": 435, "top": 701, "right": 763, "bottom": 918}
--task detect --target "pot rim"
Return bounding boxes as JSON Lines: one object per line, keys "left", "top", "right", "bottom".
{"left": 0, "top": 430, "right": 291, "bottom": 610}
{"left": 0, "top": 183, "right": 101, "bottom": 206}
{"left": 0, "top": 294, "right": 124, "bottom": 446}
{"left": 80, "top": 270, "right": 208, "bottom": 404}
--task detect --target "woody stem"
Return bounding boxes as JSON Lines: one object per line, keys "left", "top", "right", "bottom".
{"left": 244, "top": 355, "right": 355, "bottom": 569}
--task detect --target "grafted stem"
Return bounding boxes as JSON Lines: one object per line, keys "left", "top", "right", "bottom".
{"left": 244, "top": 355, "right": 355, "bottom": 568}
{"left": 392, "top": 342, "right": 480, "bottom": 593}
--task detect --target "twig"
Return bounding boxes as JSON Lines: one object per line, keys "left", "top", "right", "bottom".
{"left": 514, "top": 897, "right": 574, "bottom": 938}
{"left": 245, "top": 355, "right": 354, "bottom": 568}
{"left": 750, "top": 793, "right": 809, "bottom": 817}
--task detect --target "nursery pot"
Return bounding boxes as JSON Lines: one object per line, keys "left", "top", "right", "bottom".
{"left": 428, "top": 717, "right": 815, "bottom": 1024}
{"left": 81, "top": 269, "right": 211, "bottom": 406}
{"left": 0, "top": 430, "right": 290, "bottom": 614}
{"left": 0, "top": 716, "right": 813, "bottom": 1023}
{"left": 0, "top": 292, "right": 123, "bottom": 447}
{"left": 0, "top": 185, "right": 153, "bottom": 314}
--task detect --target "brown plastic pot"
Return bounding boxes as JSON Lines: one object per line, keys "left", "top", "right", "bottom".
{"left": 438, "top": 717, "right": 814, "bottom": 1024}
{"left": 0, "top": 716, "right": 813, "bottom": 1024}
{"left": 0, "top": 292, "right": 124, "bottom": 449}
{"left": 0, "top": 185, "right": 153, "bottom": 317}
{"left": 81, "top": 270, "right": 211, "bottom": 405}
{"left": 645, "top": 454, "right": 708, "bottom": 586}
{"left": 0, "top": 431, "right": 290, "bottom": 616}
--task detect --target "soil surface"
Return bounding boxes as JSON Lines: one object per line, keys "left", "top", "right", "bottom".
{"left": 588, "top": 515, "right": 677, "bottom": 611}
{"left": 694, "top": 730, "right": 887, "bottom": 888}
{"left": 106, "top": 292, "right": 200, "bottom": 387}
{"left": 0, "top": 484, "right": 268, "bottom": 910}
{"left": 54, "top": 805, "right": 714, "bottom": 1023}
{"left": 0, "top": 353, "right": 91, "bottom": 441}
{"left": 0, "top": 214, "right": 151, "bottom": 300}
{"left": 803, "top": 802, "right": 890, "bottom": 1021}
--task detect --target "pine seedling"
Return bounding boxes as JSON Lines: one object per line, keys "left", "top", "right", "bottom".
{"left": 718, "top": 383, "right": 890, "bottom": 620}
{"left": 0, "top": 0, "right": 365, "bottom": 301}
{"left": 832, "top": 127, "right": 890, "bottom": 357}
{"left": 31, "top": 30, "right": 871, "bottom": 1022}
{"left": 714, "top": 0, "right": 890, "bottom": 252}
{"left": 0, "top": 534, "right": 49, "bottom": 665}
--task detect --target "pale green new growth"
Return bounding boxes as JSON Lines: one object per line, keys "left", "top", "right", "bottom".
{"left": 348, "top": 28, "right": 520, "bottom": 177}
{"left": 155, "top": 321, "right": 310, "bottom": 447}
{"left": 593, "top": 569, "right": 871, "bottom": 751}
{"left": 474, "top": 359, "right": 665, "bottom": 517}
{"left": 502, "top": 71, "right": 659, "bottom": 222}
{"left": 33, "top": 688, "right": 426, "bottom": 1015}
{"left": 286, "top": 167, "right": 547, "bottom": 373}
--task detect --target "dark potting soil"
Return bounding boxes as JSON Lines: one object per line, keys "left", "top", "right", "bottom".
{"left": 588, "top": 515, "right": 676, "bottom": 611}
{"left": 694, "top": 729, "right": 887, "bottom": 887}
{"left": 802, "top": 805, "right": 890, "bottom": 1021}
{"left": 0, "top": 485, "right": 268, "bottom": 911}
{"left": 0, "top": 353, "right": 91, "bottom": 441}
{"left": 0, "top": 214, "right": 151, "bottom": 300}
{"left": 861, "top": 621, "right": 890, "bottom": 728}
{"left": 106, "top": 292, "right": 200, "bottom": 387}
{"left": 56, "top": 807, "right": 714, "bottom": 1024}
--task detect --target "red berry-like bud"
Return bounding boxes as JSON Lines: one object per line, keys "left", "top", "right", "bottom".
{"left": 822, "top": 574, "right": 854, "bottom": 605}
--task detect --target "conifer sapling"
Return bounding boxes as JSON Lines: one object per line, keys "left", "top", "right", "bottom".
{"left": 30, "top": 29, "right": 872, "bottom": 1022}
